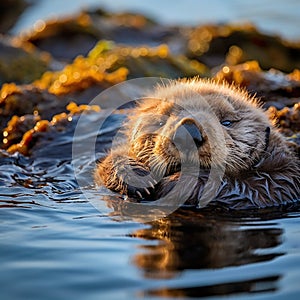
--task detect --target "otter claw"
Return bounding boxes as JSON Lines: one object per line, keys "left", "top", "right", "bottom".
{"left": 144, "top": 188, "right": 151, "bottom": 195}
{"left": 136, "top": 191, "right": 143, "bottom": 199}
{"left": 148, "top": 181, "right": 155, "bottom": 189}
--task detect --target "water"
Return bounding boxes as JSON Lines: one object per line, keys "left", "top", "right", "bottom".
{"left": 3, "top": 205, "right": 300, "bottom": 300}
{"left": 2, "top": 1, "right": 300, "bottom": 299}
{"left": 1, "top": 108, "right": 300, "bottom": 299}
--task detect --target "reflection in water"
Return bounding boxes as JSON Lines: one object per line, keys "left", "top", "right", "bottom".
{"left": 143, "top": 275, "right": 280, "bottom": 298}
{"left": 128, "top": 208, "right": 284, "bottom": 297}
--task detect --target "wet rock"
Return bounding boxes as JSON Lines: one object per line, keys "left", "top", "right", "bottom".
{"left": 2, "top": 114, "right": 41, "bottom": 149}
{"left": 0, "top": 0, "right": 28, "bottom": 33}
{"left": 0, "top": 83, "right": 70, "bottom": 133}
{"left": 0, "top": 37, "right": 50, "bottom": 85}
{"left": 214, "top": 61, "right": 300, "bottom": 109}
{"left": 20, "top": 12, "right": 100, "bottom": 62}
{"left": 20, "top": 10, "right": 184, "bottom": 62}
{"left": 268, "top": 103, "right": 300, "bottom": 135}
{"left": 287, "top": 134, "right": 300, "bottom": 158}
{"left": 33, "top": 40, "right": 207, "bottom": 100}
{"left": 23, "top": 11, "right": 300, "bottom": 73}
{"left": 5, "top": 102, "right": 100, "bottom": 156}
{"left": 185, "top": 24, "right": 300, "bottom": 72}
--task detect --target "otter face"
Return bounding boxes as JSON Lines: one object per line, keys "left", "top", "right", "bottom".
{"left": 127, "top": 80, "right": 271, "bottom": 177}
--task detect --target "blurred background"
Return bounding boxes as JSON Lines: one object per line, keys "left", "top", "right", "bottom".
{"left": 4, "top": 0, "right": 300, "bottom": 41}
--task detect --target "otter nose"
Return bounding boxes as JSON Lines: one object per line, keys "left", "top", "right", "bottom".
{"left": 173, "top": 120, "right": 204, "bottom": 149}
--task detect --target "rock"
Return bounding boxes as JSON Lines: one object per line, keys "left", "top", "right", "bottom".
{"left": 0, "top": 0, "right": 28, "bottom": 33}
{"left": 185, "top": 24, "right": 300, "bottom": 72}
{"left": 214, "top": 61, "right": 300, "bottom": 109}
{"left": 0, "top": 37, "right": 50, "bottom": 85}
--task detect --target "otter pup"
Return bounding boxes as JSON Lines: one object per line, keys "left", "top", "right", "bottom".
{"left": 95, "top": 79, "right": 300, "bottom": 209}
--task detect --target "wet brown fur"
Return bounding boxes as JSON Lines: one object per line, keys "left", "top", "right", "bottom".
{"left": 95, "top": 78, "right": 300, "bottom": 209}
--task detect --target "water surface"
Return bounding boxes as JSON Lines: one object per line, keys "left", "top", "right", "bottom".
{"left": 1, "top": 110, "right": 300, "bottom": 300}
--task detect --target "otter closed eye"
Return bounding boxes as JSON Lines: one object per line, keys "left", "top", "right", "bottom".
{"left": 95, "top": 78, "right": 300, "bottom": 210}
{"left": 221, "top": 120, "right": 233, "bottom": 127}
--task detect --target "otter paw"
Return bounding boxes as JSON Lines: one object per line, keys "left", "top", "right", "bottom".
{"left": 118, "top": 164, "right": 158, "bottom": 199}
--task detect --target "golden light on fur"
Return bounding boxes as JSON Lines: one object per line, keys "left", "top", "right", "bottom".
{"left": 95, "top": 78, "right": 300, "bottom": 209}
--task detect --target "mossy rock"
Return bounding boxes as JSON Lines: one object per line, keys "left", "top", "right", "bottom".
{"left": 0, "top": 38, "right": 50, "bottom": 85}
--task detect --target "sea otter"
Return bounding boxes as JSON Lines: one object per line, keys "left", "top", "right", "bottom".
{"left": 95, "top": 79, "right": 300, "bottom": 209}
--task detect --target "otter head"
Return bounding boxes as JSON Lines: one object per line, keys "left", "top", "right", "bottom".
{"left": 126, "top": 79, "right": 272, "bottom": 178}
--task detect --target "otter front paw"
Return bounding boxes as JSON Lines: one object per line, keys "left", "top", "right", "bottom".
{"left": 95, "top": 155, "right": 157, "bottom": 199}
{"left": 117, "top": 163, "right": 158, "bottom": 199}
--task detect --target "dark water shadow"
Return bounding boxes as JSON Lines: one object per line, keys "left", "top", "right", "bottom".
{"left": 127, "top": 207, "right": 289, "bottom": 298}
{"left": 143, "top": 275, "right": 280, "bottom": 298}
{"left": 129, "top": 208, "right": 284, "bottom": 273}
